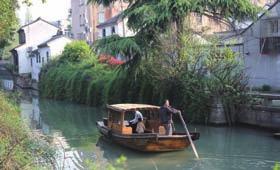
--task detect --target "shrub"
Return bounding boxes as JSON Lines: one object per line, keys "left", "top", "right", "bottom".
{"left": 262, "top": 84, "right": 271, "bottom": 92}
{"left": 40, "top": 31, "right": 249, "bottom": 124}
{"left": 60, "top": 41, "right": 92, "bottom": 62}
{"left": 274, "top": 162, "right": 280, "bottom": 170}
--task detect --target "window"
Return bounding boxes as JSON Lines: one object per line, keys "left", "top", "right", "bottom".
{"left": 260, "top": 37, "right": 280, "bottom": 54}
{"left": 102, "top": 29, "right": 106, "bottom": 37}
{"left": 98, "top": 12, "right": 105, "bottom": 23}
{"left": 78, "top": 33, "right": 84, "bottom": 39}
{"left": 269, "top": 20, "right": 278, "bottom": 33}
{"left": 98, "top": 4, "right": 104, "bottom": 11}
{"left": 111, "top": 26, "right": 116, "bottom": 34}
{"left": 19, "top": 30, "right": 26, "bottom": 44}
{"left": 83, "top": 14, "right": 85, "bottom": 25}
{"left": 38, "top": 54, "right": 41, "bottom": 63}
{"left": 79, "top": 15, "right": 82, "bottom": 26}
{"left": 42, "top": 57, "right": 44, "bottom": 65}
{"left": 46, "top": 52, "right": 49, "bottom": 62}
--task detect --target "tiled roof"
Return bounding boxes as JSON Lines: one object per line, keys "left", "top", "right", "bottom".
{"left": 37, "top": 35, "right": 70, "bottom": 48}
{"left": 97, "top": 13, "right": 123, "bottom": 28}
{"left": 18, "top": 17, "right": 59, "bottom": 32}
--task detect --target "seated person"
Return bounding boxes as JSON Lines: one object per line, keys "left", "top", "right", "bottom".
{"left": 136, "top": 118, "right": 145, "bottom": 134}
{"left": 129, "top": 109, "right": 143, "bottom": 133}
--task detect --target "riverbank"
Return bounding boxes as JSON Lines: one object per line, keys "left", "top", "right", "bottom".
{"left": 0, "top": 91, "right": 55, "bottom": 169}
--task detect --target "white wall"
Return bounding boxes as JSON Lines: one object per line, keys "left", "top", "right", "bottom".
{"left": 243, "top": 3, "right": 280, "bottom": 89}
{"left": 117, "top": 19, "right": 134, "bottom": 37}
{"left": 31, "top": 47, "right": 49, "bottom": 81}
{"left": 16, "top": 19, "right": 59, "bottom": 74}
{"left": 97, "top": 20, "right": 135, "bottom": 39}
{"left": 31, "top": 37, "right": 71, "bottom": 81}
{"left": 16, "top": 48, "right": 30, "bottom": 74}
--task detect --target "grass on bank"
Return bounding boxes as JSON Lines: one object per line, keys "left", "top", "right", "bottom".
{"left": 0, "top": 91, "right": 55, "bottom": 169}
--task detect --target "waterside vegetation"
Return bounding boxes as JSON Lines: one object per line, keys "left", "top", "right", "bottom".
{"left": 0, "top": 91, "right": 55, "bottom": 169}
{"left": 40, "top": 0, "right": 260, "bottom": 124}
{"left": 40, "top": 34, "right": 247, "bottom": 124}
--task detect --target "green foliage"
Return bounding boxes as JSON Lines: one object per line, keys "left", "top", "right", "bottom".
{"left": 262, "top": 84, "right": 272, "bottom": 92}
{"left": 60, "top": 41, "right": 92, "bottom": 62}
{"left": 94, "top": 35, "right": 142, "bottom": 61}
{"left": 274, "top": 162, "right": 280, "bottom": 170}
{"left": 0, "top": 0, "right": 18, "bottom": 49}
{"left": 41, "top": 32, "right": 249, "bottom": 124}
{"left": 41, "top": 0, "right": 256, "bottom": 124}
{"left": 0, "top": 91, "right": 55, "bottom": 169}
{"left": 40, "top": 52, "right": 115, "bottom": 106}
{"left": 89, "top": 0, "right": 260, "bottom": 53}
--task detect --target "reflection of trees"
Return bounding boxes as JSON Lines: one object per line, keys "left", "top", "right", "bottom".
{"left": 39, "top": 99, "right": 105, "bottom": 147}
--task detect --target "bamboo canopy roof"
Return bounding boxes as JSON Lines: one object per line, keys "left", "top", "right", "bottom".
{"left": 107, "top": 104, "right": 160, "bottom": 112}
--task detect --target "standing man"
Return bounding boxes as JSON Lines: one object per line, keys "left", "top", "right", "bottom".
{"left": 159, "top": 99, "right": 181, "bottom": 136}
{"left": 129, "top": 109, "right": 143, "bottom": 133}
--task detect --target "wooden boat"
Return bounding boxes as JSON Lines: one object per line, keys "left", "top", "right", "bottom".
{"left": 274, "top": 133, "right": 280, "bottom": 139}
{"left": 96, "top": 104, "right": 200, "bottom": 152}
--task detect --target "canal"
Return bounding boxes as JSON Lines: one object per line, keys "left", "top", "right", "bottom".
{"left": 20, "top": 95, "right": 280, "bottom": 170}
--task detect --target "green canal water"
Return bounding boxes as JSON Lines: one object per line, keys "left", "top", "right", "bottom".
{"left": 20, "top": 97, "right": 280, "bottom": 170}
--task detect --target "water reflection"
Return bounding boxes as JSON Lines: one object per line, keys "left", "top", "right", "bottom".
{"left": 20, "top": 96, "right": 280, "bottom": 170}
{"left": 20, "top": 96, "right": 100, "bottom": 169}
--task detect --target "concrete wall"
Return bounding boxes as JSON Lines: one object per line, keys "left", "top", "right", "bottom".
{"left": 243, "top": 3, "right": 280, "bottom": 89}
{"left": 238, "top": 106, "right": 280, "bottom": 130}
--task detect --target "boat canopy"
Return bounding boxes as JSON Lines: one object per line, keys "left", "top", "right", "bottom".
{"left": 107, "top": 104, "right": 160, "bottom": 112}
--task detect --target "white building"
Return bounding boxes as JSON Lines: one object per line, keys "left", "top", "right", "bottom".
{"left": 31, "top": 35, "right": 72, "bottom": 81}
{"left": 218, "top": 1, "right": 280, "bottom": 89}
{"left": 96, "top": 13, "right": 134, "bottom": 39}
{"left": 242, "top": 1, "right": 280, "bottom": 89}
{"left": 11, "top": 18, "right": 60, "bottom": 75}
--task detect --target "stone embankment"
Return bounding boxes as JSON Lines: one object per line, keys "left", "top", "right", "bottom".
{"left": 238, "top": 92, "right": 280, "bottom": 130}
{"left": 210, "top": 92, "right": 280, "bottom": 130}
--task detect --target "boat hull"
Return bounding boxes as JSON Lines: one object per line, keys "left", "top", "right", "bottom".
{"left": 274, "top": 133, "right": 280, "bottom": 139}
{"left": 96, "top": 121, "right": 200, "bottom": 152}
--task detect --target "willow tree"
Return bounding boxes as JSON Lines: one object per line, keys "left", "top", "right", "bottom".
{"left": 0, "top": 0, "right": 46, "bottom": 55}
{"left": 0, "top": 0, "right": 18, "bottom": 49}
{"left": 90, "top": 0, "right": 260, "bottom": 59}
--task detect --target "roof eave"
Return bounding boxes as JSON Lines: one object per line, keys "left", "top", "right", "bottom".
{"left": 241, "top": 1, "right": 279, "bottom": 35}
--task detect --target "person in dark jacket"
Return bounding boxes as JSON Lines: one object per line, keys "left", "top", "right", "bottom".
{"left": 159, "top": 99, "right": 180, "bottom": 136}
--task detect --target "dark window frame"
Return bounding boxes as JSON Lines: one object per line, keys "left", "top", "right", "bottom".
{"left": 38, "top": 53, "right": 41, "bottom": 63}
{"left": 260, "top": 37, "right": 280, "bottom": 54}
{"left": 19, "top": 30, "right": 26, "bottom": 44}
{"left": 46, "top": 51, "right": 50, "bottom": 62}
{"left": 111, "top": 26, "right": 116, "bottom": 34}
{"left": 102, "top": 29, "right": 106, "bottom": 37}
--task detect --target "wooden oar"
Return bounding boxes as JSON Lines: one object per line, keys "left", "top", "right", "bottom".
{"left": 178, "top": 111, "right": 200, "bottom": 159}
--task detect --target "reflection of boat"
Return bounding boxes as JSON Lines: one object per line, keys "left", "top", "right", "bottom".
{"left": 96, "top": 104, "right": 200, "bottom": 152}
